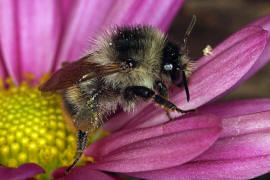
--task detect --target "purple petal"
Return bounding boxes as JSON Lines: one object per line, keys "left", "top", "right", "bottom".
{"left": 54, "top": 0, "right": 115, "bottom": 69}
{"left": 55, "top": 0, "right": 184, "bottom": 70}
{"left": 199, "top": 98, "right": 270, "bottom": 119}
{"left": 86, "top": 114, "right": 221, "bottom": 172}
{"left": 196, "top": 26, "right": 266, "bottom": 69}
{"left": 87, "top": 114, "right": 221, "bottom": 158}
{"left": 128, "top": 155, "right": 270, "bottom": 180}
{"left": 0, "top": 163, "right": 44, "bottom": 180}
{"left": 129, "top": 110, "right": 270, "bottom": 180}
{"left": 195, "top": 130, "right": 270, "bottom": 162}
{"left": 250, "top": 13, "right": 270, "bottom": 32}
{"left": 0, "top": 0, "right": 62, "bottom": 83}
{"left": 243, "top": 13, "right": 270, "bottom": 81}
{"left": 196, "top": 109, "right": 270, "bottom": 160}
{"left": 220, "top": 110, "right": 270, "bottom": 138}
{"left": 102, "top": 0, "right": 184, "bottom": 32}
{"left": 0, "top": 0, "right": 22, "bottom": 83}
{"left": 52, "top": 167, "right": 116, "bottom": 180}
{"left": 17, "top": 1, "right": 62, "bottom": 82}
{"left": 0, "top": 50, "right": 8, "bottom": 80}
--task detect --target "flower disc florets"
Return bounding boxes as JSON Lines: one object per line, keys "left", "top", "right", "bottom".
{"left": 0, "top": 77, "right": 77, "bottom": 178}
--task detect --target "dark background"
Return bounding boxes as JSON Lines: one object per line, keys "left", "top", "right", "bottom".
{"left": 168, "top": 0, "right": 270, "bottom": 179}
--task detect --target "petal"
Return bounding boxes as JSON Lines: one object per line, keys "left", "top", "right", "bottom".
{"left": 129, "top": 110, "right": 270, "bottom": 180}
{"left": 0, "top": 0, "right": 62, "bottom": 83}
{"left": 86, "top": 114, "right": 221, "bottom": 173}
{"left": 88, "top": 114, "right": 221, "bottom": 158}
{"left": 195, "top": 26, "right": 266, "bottom": 69}
{"left": 0, "top": 0, "right": 22, "bottom": 83}
{"left": 17, "top": 0, "right": 62, "bottom": 82}
{"left": 102, "top": 0, "right": 184, "bottom": 32}
{"left": 250, "top": 13, "right": 270, "bottom": 32}
{"left": 52, "top": 167, "right": 116, "bottom": 180}
{"left": 243, "top": 13, "right": 270, "bottom": 81}
{"left": 0, "top": 50, "right": 8, "bottom": 80}
{"left": 196, "top": 111, "right": 270, "bottom": 161}
{"left": 195, "top": 130, "right": 270, "bottom": 162}
{"left": 55, "top": 0, "right": 184, "bottom": 69}
{"left": 220, "top": 110, "right": 270, "bottom": 138}
{"left": 53, "top": 0, "right": 115, "bottom": 69}
{"left": 197, "top": 109, "right": 270, "bottom": 160}
{"left": 0, "top": 163, "right": 44, "bottom": 180}
{"left": 128, "top": 156, "right": 270, "bottom": 180}
{"left": 198, "top": 98, "right": 270, "bottom": 118}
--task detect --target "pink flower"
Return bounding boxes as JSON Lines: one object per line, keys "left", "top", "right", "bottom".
{"left": 71, "top": 14, "right": 270, "bottom": 180}
{"left": 54, "top": 12, "right": 270, "bottom": 180}
{"left": 0, "top": 1, "right": 270, "bottom": 180}
{"left": 126, "top": 99, "right": 270, "bottom": 180}
{"left": 0, "top": 0, "right": 184, "bottom": 179}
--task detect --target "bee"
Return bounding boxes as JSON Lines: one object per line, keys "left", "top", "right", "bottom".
{"left": 39, "top": 15, "right": 197, "bottom": 173}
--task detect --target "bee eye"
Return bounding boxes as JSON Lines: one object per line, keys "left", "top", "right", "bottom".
{"left": 163, "top": 63, "right": 173, "bottom": 71}
{"left": 126, "top": 58, "right": 136, "bottom": 68}
{"left": 121, "top": 57, "right": 137, "bottom": 70}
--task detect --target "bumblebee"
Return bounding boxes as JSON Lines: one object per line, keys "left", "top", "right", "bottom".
{"left": 39, "top": 16, "right": 196, "bottom": 173}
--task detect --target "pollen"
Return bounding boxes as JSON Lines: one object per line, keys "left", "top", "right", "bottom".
{"left": 203, "top": 44, "right": 213, "bottom": 56}
{"left": 0, "top": 75, "right": 108, "bottom": 179}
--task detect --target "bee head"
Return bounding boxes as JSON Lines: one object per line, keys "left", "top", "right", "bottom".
{"left": 162, "top": 15, "right": 196, "bottom": 102}
{"left": 161, "top": 41, "right": 191, "bottom": 102}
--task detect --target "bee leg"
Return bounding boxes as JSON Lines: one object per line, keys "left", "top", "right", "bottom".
{"left": 65, "top": 130, "right": 88, "bottom": 174}
{"left": 153, "top": 94, "right": 196, "bottom": 114}
{"left": 125, "top": 86, "right": 195, "bottom": 114}
{"left": 154, "top": 80, "right": 173, "bottom": 120}
{"left": 65, "top": 92, "right": 101, "bottom": 174}
{"left": 165, "top": 110, "right": 173, "bottom": 121}
{"left": 154, "top": 80, "right": 169, "bottom": 98}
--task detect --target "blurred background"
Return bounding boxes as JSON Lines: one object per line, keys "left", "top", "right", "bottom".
{"left": 169, "top": 0, "right": 270, "bottom": 103}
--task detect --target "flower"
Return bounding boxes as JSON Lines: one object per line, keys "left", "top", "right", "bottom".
{"left": 0, "top": 0, "right": 184, "bottom": 179}
{"left": 126, "top": 99, "right": 270, "bottom": 180}
{"left": 1, "top": 1, "right": 270, "bottom": 180}
{"left": 57, "top": 13, "right": 270, "bottom": 180}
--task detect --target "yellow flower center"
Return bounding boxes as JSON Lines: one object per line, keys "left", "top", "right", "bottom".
{"left": 0, "top": 75, "right": 109, "bottom": 179}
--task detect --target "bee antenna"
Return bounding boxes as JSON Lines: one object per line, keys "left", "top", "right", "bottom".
{"left": 181, "top": 15, "right": 196, "bottom": 55}
{"left": 180, "top": 15, "right": 196, "bottom": 102}
{"left": 182, "top": 70, "right": 190, "bottom": 102}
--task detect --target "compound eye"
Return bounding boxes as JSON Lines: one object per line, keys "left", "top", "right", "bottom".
{"left": 126, "top": 58, "right": 136, "bottom": 68}
{"left": 121, "top": 57, "right": 137, "bottom": 70}
{"left": 163, "top": 63, "right": 173, "bottom": 71}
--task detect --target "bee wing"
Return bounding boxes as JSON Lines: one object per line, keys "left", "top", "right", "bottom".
{"left": 39, "top": 55, "right": 122, "bottom": 92}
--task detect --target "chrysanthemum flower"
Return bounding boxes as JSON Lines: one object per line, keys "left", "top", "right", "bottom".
{"left": 0, "top": 0, "right": 184, "bottom": 179}
{"left": 1, "top": 1, "right": 270, "bottom": 180}
{"left": 56, "top": 12, "right": 270, "bottom": 180}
